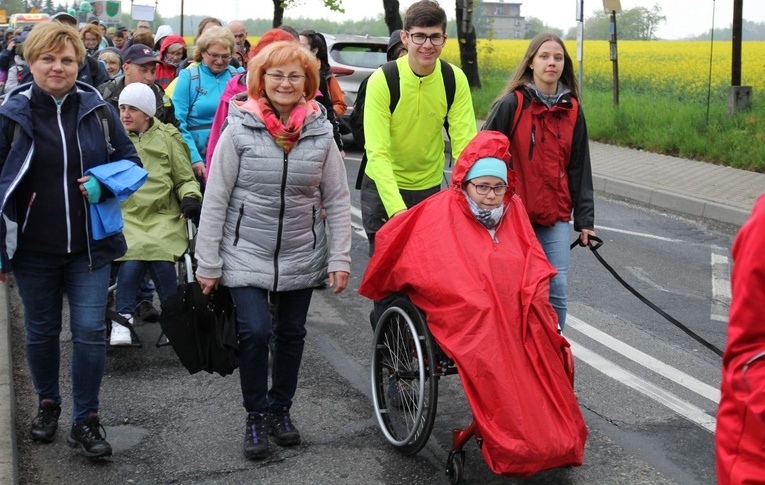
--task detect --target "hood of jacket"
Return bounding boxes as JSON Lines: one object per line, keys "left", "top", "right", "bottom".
{"left": 155, "top": 25, "right": 174, "bottom": 45}
{"left": 452, "top": 130, "right": 515, "bottom": 197}
{"left": 221, "top": 73, "right": 247, "bottom": 102}
{"left": 159, "top": 34, "right": 187, "bottom": 59}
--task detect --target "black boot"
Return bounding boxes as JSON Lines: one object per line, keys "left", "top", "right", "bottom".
{"left": 67, "top": 413, "right": 113, "bottom": 458}
{"left": 243, "top": 412, "right": 270, "bottom": 460}
{"left": 29, "top": 399, "right": 61, "bottom": 443}
{"left": 269, "top": 407, "right": 301, "bottom": 446}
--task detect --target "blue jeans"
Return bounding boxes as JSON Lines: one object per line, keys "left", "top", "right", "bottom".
{"left": 231, "top": 286, "right": 313, "bottom": 414}
{"left": 12, "top": 250, "right": 110, "bottom": 422}
{"left": 115, "top": 260, "right": 177, "bottom": 315}
{"left": 533, "top": 221, "right": 571, "bottom": 331}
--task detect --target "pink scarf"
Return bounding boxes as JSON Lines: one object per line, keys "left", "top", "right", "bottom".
{"left": 256, "top": 96, "right": 309, "bottom": 153}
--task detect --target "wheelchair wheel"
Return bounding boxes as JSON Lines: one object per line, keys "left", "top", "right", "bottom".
{"left": 371, "top": 295, "right": 438, "bottom": 456}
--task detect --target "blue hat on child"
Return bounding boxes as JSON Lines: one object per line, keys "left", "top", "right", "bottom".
{"left": 466, "top": 157, "right": 508, "bottom": 184}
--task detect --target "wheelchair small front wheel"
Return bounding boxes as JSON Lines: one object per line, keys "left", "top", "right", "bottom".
{"left": 446, "top": 450, "right": 465, "bottom": 485}
{"left": 370, "top": 295, "right": 438, "bottom": 456}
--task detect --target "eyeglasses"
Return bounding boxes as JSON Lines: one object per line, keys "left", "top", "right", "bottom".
{"left": 205, "top": 52, "right": 232, "bottom": 61}
{"left": 264, "top": 72, "right": 307, "bottom": 85}
{"left": 234, "top": 33, "right": 247, "bottom": 39}
{"left": 468, "top": 181, "right": 508, "bottom": 196}
{"left": 406, "top": 31, "right": 446, "bottom": 46}
{"left": 166, "top": 49, "right": 184, "bottom": 56}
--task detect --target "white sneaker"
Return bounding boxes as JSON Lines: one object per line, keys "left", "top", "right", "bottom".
{"left": 110, "top": 316, "right": 133, "bottom": 346}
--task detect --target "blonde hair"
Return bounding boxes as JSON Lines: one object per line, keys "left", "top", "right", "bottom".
{"left": 193, "top": 26, "right": 235, "bottom": 62}
{"left": 248, "top": 41, "right": 319, "bottom": 102}
{"left": 98, "top": 50, "right": 121, "bottom": 66}
{"left": 24, "top": 22, "right": 85, "bottom": 65}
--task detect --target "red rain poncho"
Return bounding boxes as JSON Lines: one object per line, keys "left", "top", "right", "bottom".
{"left": 716, "top": 195, "right": 765, "bottom": 485}
{"left": 359, "top": 131, "right": 587, "bottom": 476}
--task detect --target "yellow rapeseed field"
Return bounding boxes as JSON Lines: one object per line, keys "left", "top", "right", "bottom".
{"left": 441, "top": 40, "right": 765, "bottom": 102}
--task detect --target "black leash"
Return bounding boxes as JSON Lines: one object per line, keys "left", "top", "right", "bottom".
{"left": 571, "top": 236, "right": 724, "bottom": 358}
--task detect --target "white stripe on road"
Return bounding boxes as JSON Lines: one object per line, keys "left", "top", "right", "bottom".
{"left": 350, "top": 205, "right": 367, "bottom": 239}
{"left": 710, "top": 249, "right": 730, "bottom": 323}
{"left": 569, "top": 339, "right": 717, "bottom": 433}
{"left": 567, "top": 316, "right": 720, "bottom": 403}
{"left": 592, "top": 224, "right": 684, "bottom": 243}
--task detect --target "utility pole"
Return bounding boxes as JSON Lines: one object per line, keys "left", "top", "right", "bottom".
{"left": 604, "top": 0, "right": 622, "bottom": 107}
{"left": 728, "top": 0, "right": 751, "bottom": 115}
{"left": 576, "top": 0, "right": 584, "bottom": 98}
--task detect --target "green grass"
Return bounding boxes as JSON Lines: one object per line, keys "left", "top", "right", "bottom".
{"left": 470, "top": 73, "right": 765, "bottom": 173}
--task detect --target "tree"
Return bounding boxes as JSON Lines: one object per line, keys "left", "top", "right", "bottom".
{"left": 584, "top": 4, "right": 666, "bottom": 40}
{"left": 1, "top": 0, "right": 26, "bottom": 15}
{"left": 272, "top": 0, "right": 344, "bottom": 28}
{"left": 382, "top": 0, "right": 402, "bottom": 33}
{"left": 42, "top": 0, "right": 55, "bottom": 14}
{"left": 523, "top": 16, "right": 563, "bottom": 39}
{"left": 456, "top": 0, "right": 480, "bottom": 88}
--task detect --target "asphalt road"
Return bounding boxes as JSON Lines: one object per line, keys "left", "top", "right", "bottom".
{"left": 11, "top": 149, "right": 733, "bottom": 484}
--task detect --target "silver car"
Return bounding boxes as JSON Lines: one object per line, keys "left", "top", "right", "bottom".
{"left": 325, "top": 33, "right": 389, "bottom": 136}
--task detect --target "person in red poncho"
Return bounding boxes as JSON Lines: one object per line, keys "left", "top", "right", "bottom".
{"left": 359, "top": 130, "right": 587, "bottom": 477}
{"left": 716, "top": 195, "right": 765, "bottom": 485}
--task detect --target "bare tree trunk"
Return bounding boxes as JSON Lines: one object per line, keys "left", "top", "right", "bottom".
{"left": 456, "top": 0, "right": 481, "bottom": 88}
{"left": 272, "top": 0, "right": 285, "bottom": 28}
{"left": 382, "top": 0, "right": 403, "bottom": 33}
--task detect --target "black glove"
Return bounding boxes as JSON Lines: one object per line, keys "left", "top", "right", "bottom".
{"left": 180, "top": 197, "right": 202, "bottom": 225}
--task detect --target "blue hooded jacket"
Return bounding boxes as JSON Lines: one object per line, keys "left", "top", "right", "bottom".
{"left": 0, "top": 81, "right": 140, "bottom": 272}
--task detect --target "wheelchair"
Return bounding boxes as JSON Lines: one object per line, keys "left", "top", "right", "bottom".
{"left": 370, "top": 293, "right": 478, "bottom": 484}
{"left": 105, "top": 220, "right": 196, "bottom": 349}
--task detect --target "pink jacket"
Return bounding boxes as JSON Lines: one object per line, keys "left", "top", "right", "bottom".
{"left": 205, "top": 73, "right": 247, "bottom": 177}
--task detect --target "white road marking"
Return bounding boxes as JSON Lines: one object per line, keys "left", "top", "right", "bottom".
{"left": 569, "top": 339, "right": 717, "bottom": 433}
{"left": 624, "top": 266, "right": 669, "bottom": 292}
{"left": 710, "top": 248, "right": 731, "bottom": 323}
{"left": 593, "top": 224, "right": 685, "bottom": 243}
{"left": 567, "top": 316, "right": 720, "bottom": 403}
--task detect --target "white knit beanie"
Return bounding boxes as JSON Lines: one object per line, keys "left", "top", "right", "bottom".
{"left": 118, "top": 82, "right": 156, "bottom": 118}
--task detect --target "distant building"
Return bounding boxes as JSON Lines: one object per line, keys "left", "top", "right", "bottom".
{"left": 477, "top": 1, "right": 526, "bottom": 39}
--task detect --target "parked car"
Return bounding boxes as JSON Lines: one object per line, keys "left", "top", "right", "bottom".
{"left": 324, "top": 33, "right": 389, "bottom": 140}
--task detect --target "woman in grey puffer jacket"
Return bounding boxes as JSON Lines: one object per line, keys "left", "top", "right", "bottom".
{"left": 195, "top": 41, "right": 351, "bottom": 461}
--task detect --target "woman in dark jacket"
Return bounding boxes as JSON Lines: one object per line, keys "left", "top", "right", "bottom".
{"left": 299, "top": 30, "right": 345, "bottom": 155}
{"left": 0, "top": 23, "right": 140, "bottom": 459}
{"left": 483, "top": 32, "right": 596, "bottom": 332}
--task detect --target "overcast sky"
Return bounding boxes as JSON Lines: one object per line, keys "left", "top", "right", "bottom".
{"left": 124, "top": 1, "right": 765, "bottom": 40}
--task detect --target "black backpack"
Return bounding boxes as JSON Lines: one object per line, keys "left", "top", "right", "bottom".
{"left": 352, "top": 59, "right": 456, "bottom": 189}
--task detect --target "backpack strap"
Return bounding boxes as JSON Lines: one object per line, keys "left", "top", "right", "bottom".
{"left": 381, "top": 61, "right": 399, "bottom": 114}
{"left": 440, "top": 59, "right": 457, "bottom": 143}
{"left": 96, "top": 104, "right": 115, "bottom": 155}
{"left": 508, "top": 90, "right": 525, "bottom": 141}
{"left": 440, "top": 59, "right": 456, "bottom": 113}
{"left": 7, "top": 120, "right": 22, "bottom": 146}
{"left": 188, "top": 64, "right": 204, "bottom": 113}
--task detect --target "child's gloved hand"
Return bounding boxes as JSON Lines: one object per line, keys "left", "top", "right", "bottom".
{"left": 180, "top": 197, "right": 202, "bottom": 225}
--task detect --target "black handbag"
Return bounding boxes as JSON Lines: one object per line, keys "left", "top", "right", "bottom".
{"left": 159, "top": 282, "right": 239, "bottom": 377}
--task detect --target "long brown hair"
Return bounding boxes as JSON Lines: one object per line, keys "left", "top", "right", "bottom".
{"left": 495, "top": 32, "right": 579, "bottom": 103}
